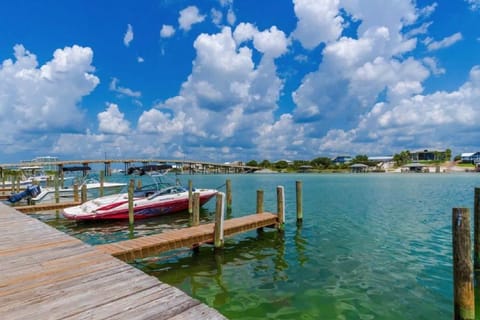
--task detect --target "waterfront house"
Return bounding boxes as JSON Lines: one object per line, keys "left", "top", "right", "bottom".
{"left": 461, "top": 152, "right": 480, "bottom": 164}
{"left": 332, "top": 156, "right": 353, "bottom": 164}
{"left": 409, "top": 149, "right": 446, "bottom": 162}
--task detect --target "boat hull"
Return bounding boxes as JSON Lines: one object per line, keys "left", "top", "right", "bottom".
{"left": 63, "top": 189, "right": 217, "bottom": 220}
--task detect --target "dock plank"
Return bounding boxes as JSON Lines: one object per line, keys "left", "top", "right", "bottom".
{"left": 0, "top": 203, "right": 226, "bottom": 320}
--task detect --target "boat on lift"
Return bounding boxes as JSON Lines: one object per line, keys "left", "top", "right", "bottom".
{"left": 62, "top": 169, "right": 217, "bottom": 221}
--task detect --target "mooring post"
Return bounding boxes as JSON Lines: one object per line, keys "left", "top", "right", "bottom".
{"left": 188, "top": 180, "right": 193, "bottom": 214}
{"left": 81, "top": 184, "right": 87, "bottom": 203}
{"left": 296, "top": 181, "right": 303, "bottom": 224}
{"left": 226, "top": 179, "right": 232, "bottom": 212}
{"left": 54, "top": 173, "right": 60, "bottom": 204}
{"left": 256, "top": 189, "right": 264, "bottom": 214}
{"left": 276, "top": 186, "right": 285, "bottom": 231}
{"left": 214, "top": 192, "right": 225, "bottom": 250}
{"left": 137, "top": 179, "right": 142, "bottom": 189}
{"left": 192, "top": 192, "right": 200, "bottom": 226}
{"left": 99, "top": 170, "right": 104, "bottom": 197}
{"left": 128, "top": 179, "right": 135, "bottom": 226}
{"left": 452, "top": 207, "right": 475, "bottom": 320}
{"left": 73, "top": 183, "right": 79, "bottom": 202}
{"left": 475, "top": 188, "right": 480, "bottom": 273}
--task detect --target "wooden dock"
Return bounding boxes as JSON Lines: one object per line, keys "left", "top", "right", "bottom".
{"left": 13, "top": 201, "right": 81, "bottom": 213}
{"left": 0, "top": 203, "right": 226, "bottom": 320}
{"left": 97, "top": 213, "right": 278, "bottom": 262}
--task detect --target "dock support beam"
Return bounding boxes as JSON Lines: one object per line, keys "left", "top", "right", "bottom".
{"left": 128, "top": 179, "right": 135, "bottom": 226}
{"left": 296, "top": 181, "right": 303, "bottom": 224}
{"left": 452, "top": 207, "right": 475, "bottom": 320}
{"left": 277, "top": 186, "right": 285, "bottom": 231}
{"left": 474, "top": 188, "right": 480, "bottom": 273}
{"left": 188, "top": 180, "right": 193, "bottom": 214}
{"left": 226, "top": 179, "right": 232, "bottom": 213}
{"left": 214, "top": 192, "right": 225, "bottom": 250}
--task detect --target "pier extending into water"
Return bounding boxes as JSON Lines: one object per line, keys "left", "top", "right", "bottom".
{"left": 0, "top": 203, "right": 226, "bottom": 319}
{"left": 97, "top": 212, "right": 279, "bottom": 263}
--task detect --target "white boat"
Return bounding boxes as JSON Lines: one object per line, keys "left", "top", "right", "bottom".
{"left": 30, "top": 179, "right": 126, "bottom": 204}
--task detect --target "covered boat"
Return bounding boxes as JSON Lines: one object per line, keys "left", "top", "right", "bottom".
{"left": 63, "top": 174, "right": 217, "bottom": 220}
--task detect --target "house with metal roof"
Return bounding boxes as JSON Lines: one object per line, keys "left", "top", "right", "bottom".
{"left": 461, "top": 152, "right": 480, "bottom": 163}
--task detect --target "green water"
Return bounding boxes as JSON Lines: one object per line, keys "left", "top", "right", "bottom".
{"left": 39, "top": 173, "right": 480, "bottom": 319}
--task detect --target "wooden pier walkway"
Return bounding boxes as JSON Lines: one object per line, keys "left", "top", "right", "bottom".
{"left": 13, "top": 201, "right": 82, "bottom": 213}
{"left": 96, "top": 213, "right": 278, "bottom": 262}
{"left": 0, "top": 203, "right": 226, "bottom": 320}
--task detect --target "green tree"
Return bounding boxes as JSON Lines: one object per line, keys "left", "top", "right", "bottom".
{"left": 275, "top": 160, "right": 289, "bottom": 170}
{"left": 352, "top": 154, "right": 369, "bottom": 164}
{"left": 311, "top": 157, "right": 332, "bottom": 169}
{"left": 259, "top": 159, "right": 271, "bottom": 168}
{"left": 246, "top": 160, "right": 258, "bottom": 167}
{"left": 445, "top": 149, "right": 452, "bottom": 161}
{"left": 393, "top": 150, "right": 411, "bottom": 166}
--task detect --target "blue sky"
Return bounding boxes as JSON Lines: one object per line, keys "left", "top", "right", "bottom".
{"left": 1, "top": 0, "right": 479, "bottom": 164}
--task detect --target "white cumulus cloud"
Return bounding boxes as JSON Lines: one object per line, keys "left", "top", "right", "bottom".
{"left": 292, "top": 0, "right": 343, "bottom": 49}
{"left": 98, "top": 103, "right": 131, "bottom": 134}
{"left": 179, "top": 6, "right": 205, "bottom": 31}
{"left": 123, "top": 24, "right": 134, "bottom": 46}
{"left": 0, "top": 44, "right": 99, "bottom": 157}
{"left": 160, "top": 25, "right": 175, "bottom": 38}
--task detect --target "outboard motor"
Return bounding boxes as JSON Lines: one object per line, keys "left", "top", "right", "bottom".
{"left": 8, "top": 185, "right": 42, "bottom": 203}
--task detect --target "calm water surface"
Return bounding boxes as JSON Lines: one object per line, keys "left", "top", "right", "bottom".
{"left": 38, "top": 173, "right": 480, "bottom": 319}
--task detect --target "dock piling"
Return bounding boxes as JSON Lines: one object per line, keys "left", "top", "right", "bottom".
{"left": 256, "top": 190, "right": 264, "bottom": 214}
{"left": 226, "top": 179, "right": 232, "bottom": 212}
{"left": 188, "top": 180, "right": 193, "bottom": 214}
{"left": 99, "top": 170, "right": 104, "bottom": 197}
{"left": 452, "top": 207, "right": 475, "bottom": 320}
{"left": 475, "top": 188, "right": 480, "bottom": 273}
{"left": 192, "top": 192, "right": 200, "bottom": 226}
{"left": 73, "top": 183, "right": 79, "bottom": 202}
{"left": 277, "top": 186, "right": 285, "bottom": 231}
{"left": 128, "top": 179, "right": 135, "bottom": 225}
{"left": 214, "top": 192, "right": 225, "bottom": 250}
{"left": 81, "top": 184, "right": 87, "bottom": 203}
{"left": 296, "top": 181, "right": 303, "bottom": 224}
{"left": 54, "top": 174, "right": 60, "bottom": 204}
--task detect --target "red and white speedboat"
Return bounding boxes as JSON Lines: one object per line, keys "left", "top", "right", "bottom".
{"left": 63, "top": 175, "right": 217, "bottom": 220}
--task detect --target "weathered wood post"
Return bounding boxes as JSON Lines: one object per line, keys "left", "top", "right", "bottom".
{"left": 226, "top": 179, "right": 232, "bottom": 212}
{"left": 192, "top": 192, "right": 200, "bottom": 226}
{"left": 54, "top": 173, "right": 60, "bottom": 204}
{"left": 473, "top": 188, "right": 480, "bottom": 272}
{"left": 296, "top": 181, "right": 303, "bottom": 224}
{"left": 474, "top": 188, "right": 480, "bottom": 272}
{"left": 256, "top": 189, "right": 264, "bottom": 233}
{"left": 256, "top": 190, "right": 264, "bottom": 214}
{"left": 99, "top": 170, "right": 105, "bottom": 197}
{"left": 277, "top": 186, "right": 285, "bottom": 231}
{"left": 81, "top": 184, "right": 87, "bottom": 203}
{"left": 188, "top": 180, "right": 193, "bottom": 214}
{"left": 214, "top": 192, "right": 225, "bottom": 250}
{"left": 73, "top": 183, "right": 79, "bottom": 203}
{"left": 128, "top": 179, "right": 135, "bottom": 226}
{"left": 452, "top": 207, "right": 475, "bottom": 320}
{"left": 137, "top": 179, "right": 142, "bottom": 190}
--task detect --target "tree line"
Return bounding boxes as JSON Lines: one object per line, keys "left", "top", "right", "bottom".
{"left": 246, "top": 149, "right": 453, "bottom": 171}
